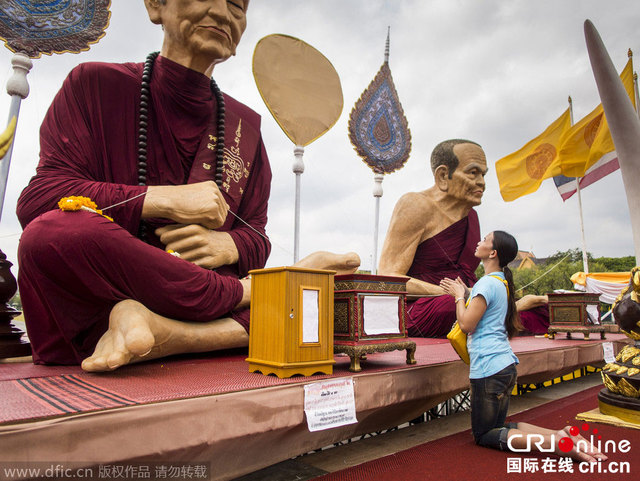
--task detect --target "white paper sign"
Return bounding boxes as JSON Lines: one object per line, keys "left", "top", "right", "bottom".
{"left": 302, "top": 289, "right": 319, "bottom": 343}
{"left": 304, "top": 378, "right": 358, "bottom": 432}
{"left": 362, "top": 295, "right": 401, "bottom": 335}
{"left": 602, "top": 342, "right": 615, "bottom": 364}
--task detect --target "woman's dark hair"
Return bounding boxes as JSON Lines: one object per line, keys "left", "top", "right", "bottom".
{"left": 492, "top": 230, "right": 523, "bottom": 338}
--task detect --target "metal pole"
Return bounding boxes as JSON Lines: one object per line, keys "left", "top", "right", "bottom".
{"left": 567, "top": 96, "right": 589, "bottom": 273}
{"left": 372, "top": 172, "right": 384, "bottom": 274}
{"left": 292, "top": 145, "right": 304, "bottom": 264}
{"left": 0, "top": 52, "right": 32, "bottom": 222}
{"left": 575, "top": 181, "right": 589, "bottom": 273}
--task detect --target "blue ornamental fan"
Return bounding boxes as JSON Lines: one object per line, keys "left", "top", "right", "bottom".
{"left": 349, "top": 30, "right": 411, "bottom": 174}
{"left": 0, "top": 0, "right": 111, "bottom": 58}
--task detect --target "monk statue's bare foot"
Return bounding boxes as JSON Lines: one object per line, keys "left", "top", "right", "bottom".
{"left": 295, "top": 251, "right": 361, "bottom": 276}
{"left": 555, "top": 426, "right": 608, "bottom": 463}
{"left": 82, "top": 299, "right": 248, "bottom": 372}
{"left": 516, "top": 294, "right": 548, "bottom": 312}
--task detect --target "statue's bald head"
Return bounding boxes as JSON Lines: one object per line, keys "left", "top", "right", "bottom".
{"left": 431, "top": 139, "right": 481, "bottom": 178}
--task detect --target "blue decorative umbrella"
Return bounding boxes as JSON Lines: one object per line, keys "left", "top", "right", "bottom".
{"left": 348, "top": 29, "right": 411, "bottom": 273}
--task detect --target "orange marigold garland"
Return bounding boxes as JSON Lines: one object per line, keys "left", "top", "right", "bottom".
{"left": 58, "top": 196, "right": 114, "bottom": 222}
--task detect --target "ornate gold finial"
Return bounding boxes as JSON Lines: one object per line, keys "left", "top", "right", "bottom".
{"left": 628, "top": 48, "right": 633, "bottom": 58}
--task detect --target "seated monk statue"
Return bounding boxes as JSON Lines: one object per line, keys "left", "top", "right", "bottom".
{"left": 15, "top": 0, "right": 359, "bottom": 372}
{"left": 378, "top": 139, "right": 548, "bottom": 337}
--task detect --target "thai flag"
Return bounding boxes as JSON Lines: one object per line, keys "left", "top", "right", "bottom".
{"left": 553, "top": 151, "right": 619, "bottom": 201}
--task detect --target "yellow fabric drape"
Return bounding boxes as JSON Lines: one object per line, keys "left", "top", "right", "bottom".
{"left": 496, "top": 108, "right": 572, "bottom": 202}
{"left": 571, "top": 271, "right": 631, "bottom": 286}
{"left": 558, "top": 58, "right": 635, "bottom": 177}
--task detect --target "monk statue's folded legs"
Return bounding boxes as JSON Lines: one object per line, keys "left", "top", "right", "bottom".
{"left": 81, "top": 252, "right": 360, "bottom": 372}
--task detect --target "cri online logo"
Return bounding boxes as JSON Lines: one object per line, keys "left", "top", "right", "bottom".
{"left": 558, "top": 424, "right": 598, "bottom": 454}
{"left": 508, "top": 423, "right": 631, "bottom": 454}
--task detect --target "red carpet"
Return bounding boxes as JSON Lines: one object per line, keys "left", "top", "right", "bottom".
{"left": 317, "top": 385, "right": 637, "bottom": 480}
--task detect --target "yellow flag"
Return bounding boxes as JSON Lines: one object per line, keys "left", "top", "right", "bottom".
{"left": 496, "top": 108, "right": 572, "bottom": 202}
{"left": 558, "top": 57, "right": 635, "bottom": 178}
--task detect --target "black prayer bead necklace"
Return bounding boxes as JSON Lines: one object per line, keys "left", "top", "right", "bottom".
{"left": 137, "top": 51, "right": 227, "bottom": 238}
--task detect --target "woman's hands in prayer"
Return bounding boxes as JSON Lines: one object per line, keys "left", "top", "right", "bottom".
{"left": 440, "top": 277, "right": 468, "bottom": 300}
{"left": 156, "top": 224, "right": 239, "bottom": 269}
{"left": 143, "top": 181, "right": 229, "bottom": 229}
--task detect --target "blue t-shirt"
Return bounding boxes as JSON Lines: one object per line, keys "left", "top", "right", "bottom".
{"left": 468, "top": 272, "right": 519, "bottom": 379}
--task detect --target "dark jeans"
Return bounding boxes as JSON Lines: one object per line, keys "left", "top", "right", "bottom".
{"left": 470, "top": 363, "right": 518, "bottom": 450}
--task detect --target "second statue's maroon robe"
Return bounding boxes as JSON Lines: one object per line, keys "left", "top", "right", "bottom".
{"left": 16, "top": 57, "right": 271, "bottom": 365}
{"left": 405, "top": 210, "right": 480, "bottom": 337}
{"left": 404, "top": 209, "right": 550, "bottom": 337}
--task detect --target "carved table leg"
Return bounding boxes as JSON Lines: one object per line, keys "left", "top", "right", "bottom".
{"left": 349, "top": 354, "right": 362, "bottom": 372}
{"left": 406, "top": 346, "right": 416, "bottom": 365}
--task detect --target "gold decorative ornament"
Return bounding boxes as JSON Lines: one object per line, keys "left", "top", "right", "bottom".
{"left": 616, "top": 365, "right": 629, "bottom": 375}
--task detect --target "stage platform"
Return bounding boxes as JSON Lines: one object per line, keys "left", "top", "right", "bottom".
{"left": 0, "top": 334, "right": 630, "bottom": 481}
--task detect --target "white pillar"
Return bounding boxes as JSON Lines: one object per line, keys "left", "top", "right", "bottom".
{"left": 0, "top": 52, "right": 32, "bottom": 221}
{"left": 372, "top": 172, "right": 384, "bottom": 274}
{"left": 292, "top": 145, "right": 305, "bottom": 264}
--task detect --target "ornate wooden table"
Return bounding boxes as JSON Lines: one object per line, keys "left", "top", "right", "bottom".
{"left": 547, "top": 292, "right": 606, "bottom": 340}
{"left": 333, "top": 274, "right": 416, "bottom": 372}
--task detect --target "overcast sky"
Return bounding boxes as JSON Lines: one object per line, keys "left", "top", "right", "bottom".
{"left": 0, "top": 0, "right": 639, "bottom": 273}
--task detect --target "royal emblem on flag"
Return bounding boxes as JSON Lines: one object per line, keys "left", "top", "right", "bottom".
{"left": 0, "top": 0, "right": 111, "bottom": 58}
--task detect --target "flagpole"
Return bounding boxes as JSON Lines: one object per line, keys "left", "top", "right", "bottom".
{"left": 634, "top": 71, "right": 639, "bottom": 116}
{"left": 568, "top": 96, "right": 590, "bottom": 273}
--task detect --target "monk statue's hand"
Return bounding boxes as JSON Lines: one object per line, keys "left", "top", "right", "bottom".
{"left": 156, "top": 224, "right": 239, "bottom": 269}
{"left": 144, "top": 181, "right": 229, "bottom": 229}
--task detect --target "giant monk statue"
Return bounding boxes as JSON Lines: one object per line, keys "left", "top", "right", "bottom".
{"left": 16, "top": 0, "right": 359, "bottom": 372}
{"left": 378, "top": 139, "right": 548, "bottom": 337}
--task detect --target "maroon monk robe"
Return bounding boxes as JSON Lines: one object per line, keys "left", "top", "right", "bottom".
{"left": 16, "top": 56, "right": 271, "bottom": 364}
{"left": 518, "top": 306, "right": 550, "bottom": 335}
{"left": 405, "top": 209, "right": 480, "bottom": 337}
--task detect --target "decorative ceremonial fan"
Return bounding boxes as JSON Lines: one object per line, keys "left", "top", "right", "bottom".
{"left": 348, "top": 29, "right": 411, "bottom": 273}
{"left": 253, "top": 34, "right": 343, "bottom": 262}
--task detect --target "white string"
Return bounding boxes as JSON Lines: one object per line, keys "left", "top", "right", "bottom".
{"left": 101, "top": 191, "right": 148, "bottom": 211}
{"left": 104, "top": 192, "right": 294, "bottom": 257}
{"left": 517, "top": 251, "right": 573, "bottom": 291}
{"left": 226, "top": 210, "right": 293, "bottom": 257}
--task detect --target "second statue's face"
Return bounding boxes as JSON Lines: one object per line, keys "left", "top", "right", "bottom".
{"left": 153, "top": 0, "right": 248, "bottom": 72}
{"left": 448, "top": 143, "right": 487, "bottom": 207}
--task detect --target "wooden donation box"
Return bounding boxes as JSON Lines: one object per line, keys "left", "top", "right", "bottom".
{"left": 246, "top": 267, "right": 335, "bottom": 378}
{"left": 333, "top": 274, "right": 416, "bottom": 372}
{"left": 547, "top": 292, "right": 605, "bottom": 339}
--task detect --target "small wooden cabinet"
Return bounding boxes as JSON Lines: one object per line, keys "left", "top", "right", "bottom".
{"left": 246, "top": 267, "right": 335, "bottom": 377}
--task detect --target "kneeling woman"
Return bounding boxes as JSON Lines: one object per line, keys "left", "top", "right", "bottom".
{"left": 440, "top": 231, "right": 606, "bottom": 463}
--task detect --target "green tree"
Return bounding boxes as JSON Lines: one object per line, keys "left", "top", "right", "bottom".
{"left": 593, "top": 256, "right": 636, "bottom": 272}
{"left": 511, "top": 248, "right": 624, "bottom": 297}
